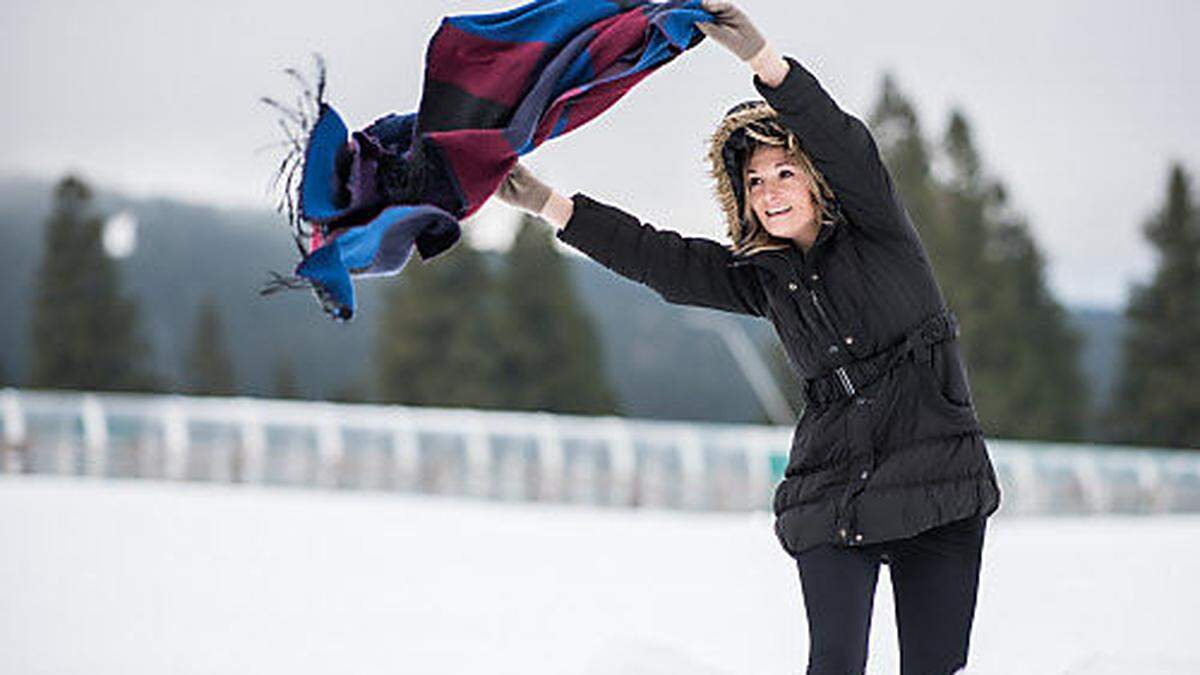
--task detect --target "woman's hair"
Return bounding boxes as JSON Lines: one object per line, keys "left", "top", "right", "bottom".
{"left": 706, "top": 102, "right": 840, "bottom": 256}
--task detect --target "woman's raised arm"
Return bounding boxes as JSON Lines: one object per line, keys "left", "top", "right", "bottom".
{"left": 751, "top": 57, "right": 914, "bottom": 243}
{"left": 700, "top": 1, "right": 917, "bottom": 245}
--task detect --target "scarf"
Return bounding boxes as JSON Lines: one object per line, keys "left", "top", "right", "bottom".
{"left": 264, "top": 0, "right": 713, "bottom": 321}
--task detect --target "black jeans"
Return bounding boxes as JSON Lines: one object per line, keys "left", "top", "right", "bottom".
{"left": 794, "top": 515, "right": 987, "bottom": 675}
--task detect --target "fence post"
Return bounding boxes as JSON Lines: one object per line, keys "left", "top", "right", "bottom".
{"left": 678, "top": 427, "right": 706, "bottom": 510}
{"left": 1, "top": 389, "right": 26, "bottom": 474}
{"left": 535, "top": 412, "right": 565, "bottom": 502}
{"left": 161, "top": 397, "right": 188, "bottom": 481}
{"left": 81, "top": 394, "right": 108, "bottom": 479}
{"left": 316, "top": 403, "right": 345, "bottom": 489}
{"left": 238, "top": 399, "right": 266, "bottom": 485}
{"left": 391, "top": 408, "right": 419, "bottom": 493}
{"left": 464, "top": 412, "right": 491, "bottom": 499}
{"left": 605, "top": 417, "right": 637, "bottom": 507}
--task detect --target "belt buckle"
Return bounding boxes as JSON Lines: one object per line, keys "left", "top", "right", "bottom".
{"left": 835, "top": 366, "right": 856, "bottom": 397}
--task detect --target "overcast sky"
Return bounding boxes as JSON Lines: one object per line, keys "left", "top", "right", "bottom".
{"left": 2, "top": 0, "right": 1197, "bottom": 309}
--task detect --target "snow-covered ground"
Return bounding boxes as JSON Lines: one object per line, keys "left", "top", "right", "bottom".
{"left": 1, "top": 475, "right": 1197, "bottom": 675}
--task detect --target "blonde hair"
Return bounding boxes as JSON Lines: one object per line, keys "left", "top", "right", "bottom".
{"left": 706, "top": 102, "right": 839, "bottom": 257}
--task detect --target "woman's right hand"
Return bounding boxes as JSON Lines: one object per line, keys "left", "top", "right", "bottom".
{"left": 697, "top": 0, "right": 767, "bottom": 62}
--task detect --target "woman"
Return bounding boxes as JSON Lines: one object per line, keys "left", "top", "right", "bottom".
{"left": 497, "top": 2, "right": 1002, "bottom": 673}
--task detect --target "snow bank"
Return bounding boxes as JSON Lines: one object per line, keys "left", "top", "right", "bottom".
{"left": 1, "top": 476, "right": 1197, "bottom": 674}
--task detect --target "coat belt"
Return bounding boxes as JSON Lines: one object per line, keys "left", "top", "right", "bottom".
{"left": 802, "top": 309, "right": 960, "bottom": 407}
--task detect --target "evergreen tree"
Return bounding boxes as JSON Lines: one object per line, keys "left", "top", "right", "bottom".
{"left": 494, "top": 214, "right": 619, "bottom": 414}
{"left": 183, "top": 295, "right": 237, "bottom": 396}
{"left": 868, "top": 73, "right": 944, "bottom": 255}
{"left": 938, "top": 111, "right": 1088, "bottom": 440}
{"left": 374, "top": 239, "right": 504, "bottom": 408}
{"left": 30, "top": 175, "right": 156, "bottom": 391}
{"left": 1107, "top": 164, "right": 1200, "bottom": 448}
{"left": 869, "top": 81, "right": 1087, "bottom": 440}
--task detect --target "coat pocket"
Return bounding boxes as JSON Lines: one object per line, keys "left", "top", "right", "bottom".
{"left": 919, "top": 341, "right": 975, "bottom": 411}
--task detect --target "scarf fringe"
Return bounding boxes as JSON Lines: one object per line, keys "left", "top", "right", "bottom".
{"left": 258, "top": 270, "right": 314, "bottom": 296}
{"left": 261, "top": 52, "right": 328, "bottom": 256}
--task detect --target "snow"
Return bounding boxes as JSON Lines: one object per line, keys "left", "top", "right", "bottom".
{"left": 101, "top": 210, "right": 138, "bottom": 259}
{"left": 1, "top": 475, "right": 1197, "bottom": 674}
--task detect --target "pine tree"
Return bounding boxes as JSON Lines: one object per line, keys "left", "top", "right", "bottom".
{"left": 30, "top": 175, "right": 156, "bottom": 391}
{"left": 374, "top": 239, "right": 504, "bottom": 408}
{"left": 869, "top": 80, "right": 1087, "bottom": 441}
{"left": 1107, "top": 164, "right": 1200, "bottom": 448}
{"left": 494, "top": 213, "right": 619, "bottom": 414}
{"left": 868, "top": 73, "right": 944, "bottom": 255}
{"left": 183, "top": 295, "right": 237, "bottom": 396}
{"left": 938, "top": 111, "right": 1088, "bottom": 440}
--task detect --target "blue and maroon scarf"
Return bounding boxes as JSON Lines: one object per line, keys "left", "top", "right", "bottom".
{"left": 263, "top": 0, "right": 713, "bottom": 321}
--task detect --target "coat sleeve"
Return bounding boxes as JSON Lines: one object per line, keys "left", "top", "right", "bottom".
{"left": 754, "top": 56, "right": 919, "bottom": 246}
{"left": 555, "top": 193, "right": 769, "bottom": 317}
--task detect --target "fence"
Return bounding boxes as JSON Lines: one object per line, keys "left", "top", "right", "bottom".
{"left": 2, "top": 388, "right": 1198, "bottom": 514}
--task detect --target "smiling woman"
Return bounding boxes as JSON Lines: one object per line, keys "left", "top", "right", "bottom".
{"left": 492, "top": 1, "right": 1001, "bottom": 672}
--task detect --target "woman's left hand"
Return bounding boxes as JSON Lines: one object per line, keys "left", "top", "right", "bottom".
{"left": 497, "top": 162, "right": 553, "bottom": 215}
{"left": 696, "top": 0, "right": 767, "bottom": 62}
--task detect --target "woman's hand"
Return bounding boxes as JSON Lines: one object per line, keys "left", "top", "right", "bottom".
{"left": 497, "top": 162, "right": 552, "bottom": 214}
{"left": 496, "top": 162, "right": 574, "bottom": 229}
{"left": 696, "top": 0, "right": 766, "bottom": 62}
{"left": 697, "top": 1, "right": 789, "bottom": 87}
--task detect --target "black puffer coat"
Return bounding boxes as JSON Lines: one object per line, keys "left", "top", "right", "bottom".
{"left": 555, "top": 56, "right": 1001, "bottom": 557}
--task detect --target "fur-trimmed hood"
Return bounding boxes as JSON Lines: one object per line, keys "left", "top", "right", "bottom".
{"left": 705, "top": 100, "right": 841, "bottom": 257}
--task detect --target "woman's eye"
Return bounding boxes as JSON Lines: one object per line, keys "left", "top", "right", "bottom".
{"left": 779, "top": 169, "right": 795, "bottom": 178}
{"left": 748, "top": 177, "right": 762, "bottom": 187}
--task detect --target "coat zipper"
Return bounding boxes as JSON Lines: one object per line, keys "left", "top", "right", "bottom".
{"left": 788, "top": 246, "right": 843, "bottom": 351}
{"left": 809, "top": 288, "right": 843, "bottom": 348}
{"left": 743, "top": 242, "right": 847, "bottom": 353}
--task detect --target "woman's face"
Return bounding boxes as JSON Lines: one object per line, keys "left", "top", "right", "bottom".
{"left": 744, "top": 145, "right": 819, "bottom": 246}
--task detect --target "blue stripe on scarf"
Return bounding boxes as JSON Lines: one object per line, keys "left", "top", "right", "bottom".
{"left": 448, "top": 0, "right": 622, "bottom": 45}
{"left": 299, "top": 104, "right": 350, "bottom": 222}
{"left": 296, "top": 205, "right": 459, "bottom": 316}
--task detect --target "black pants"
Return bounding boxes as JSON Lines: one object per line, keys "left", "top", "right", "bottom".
{"left": 794, "top": 515, "right": 987, "bottom": 675}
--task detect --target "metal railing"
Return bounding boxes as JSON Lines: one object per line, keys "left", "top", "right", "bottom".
{"left": 2, "top": 388, "right": 1198, "bottom": 514}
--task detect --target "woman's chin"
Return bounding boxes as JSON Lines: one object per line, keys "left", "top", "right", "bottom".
{"left": 765, "top": 216, "right": 820, "bottom": 241}
{"left": 764, "top": 221, "right": 803, "bottom": 240}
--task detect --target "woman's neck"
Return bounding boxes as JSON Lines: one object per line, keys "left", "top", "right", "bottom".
{"left": 792, "top": 223, "right": 820, "bottom": 253}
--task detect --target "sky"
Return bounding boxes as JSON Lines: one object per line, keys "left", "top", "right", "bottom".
{"left": 1, "top": 0, "right": 1197, "bottom": 309}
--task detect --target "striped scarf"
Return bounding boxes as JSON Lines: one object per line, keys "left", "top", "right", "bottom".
{"left": 265, "top": 0, "right": 712, "bottom": 321}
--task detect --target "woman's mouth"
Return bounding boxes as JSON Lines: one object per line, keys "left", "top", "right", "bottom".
{"left": 766, "top": 206, "right": 793, "bottom": 219}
